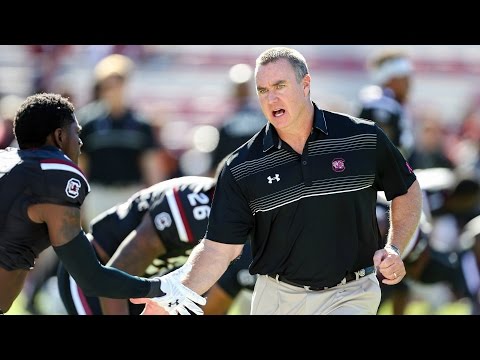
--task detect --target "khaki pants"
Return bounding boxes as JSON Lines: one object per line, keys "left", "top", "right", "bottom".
{"left": 251, "top": 273, "right": 381, "bottom": 315}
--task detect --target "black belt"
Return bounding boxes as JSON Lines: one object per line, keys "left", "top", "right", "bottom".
{"left": 268, "top": 266, "right": 376, "bottom": 291}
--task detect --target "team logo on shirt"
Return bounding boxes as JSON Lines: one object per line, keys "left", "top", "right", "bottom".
{"left": 332, "top": 158, "right": 345, "bottom": 172}
{"left": 65, "top": 178, "right": 81, "bottom": 198}
{"left": 267, "top": 174, "right": 280, "bottom": 183}
{"left": 154, "top": 212, "right": 172, "bottom": 231}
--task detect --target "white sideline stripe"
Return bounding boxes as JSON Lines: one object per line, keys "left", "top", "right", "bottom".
{"left": 253, "top": 185, "right": 372, "bottom": 214}
{"left": 69, "top": 275, "right": 86, "bottom": 315}
{"left": 40, "top": 163, "right": 91, "bottom": 192}
{"left": 165, "top": 188, "right": 188, "bottom": 243}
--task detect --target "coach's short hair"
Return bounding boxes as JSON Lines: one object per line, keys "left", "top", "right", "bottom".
{"left": 255, "top": 47, "right": 309, "bottom": 83}
{"left": 14, "top": 93, "right": 75, "bottom": 149}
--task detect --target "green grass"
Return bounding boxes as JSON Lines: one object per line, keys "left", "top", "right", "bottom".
{"left": 6, "top": 278, "right": 67, "bottom": 315}
{"left": 229, "top": 290, "right": 472, "bottom": 315}
{"left": 7, "top": 288, "right": 472, "bottom": 315}
{"left": 377, "top": 298, "right": 471, "bottom": 315}
{"left": 6, "top": 293, "right": 32, "bottom": 315}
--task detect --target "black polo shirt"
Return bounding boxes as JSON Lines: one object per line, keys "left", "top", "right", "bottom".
{"left": 206, "top": 102, "right": 417, "bottom": 288}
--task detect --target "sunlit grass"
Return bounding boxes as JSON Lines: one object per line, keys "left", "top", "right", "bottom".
{"left": 377, "top": 298, "right": 471, "bottom": 315}
{"left": 5, "top": 278, "right": 67, "bottom": 315}
{"left": 6, "top": 286, "right": 472, "bottom": 315}
{"left": 230, "top": 291, "right": 472, "bottom": 315}
{"left": 6, "top": 293, "right": 32, "bottom": 315}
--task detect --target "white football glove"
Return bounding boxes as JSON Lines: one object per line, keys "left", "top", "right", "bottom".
{"left": 152, "top": 263, "right": 206, "bottom": 315}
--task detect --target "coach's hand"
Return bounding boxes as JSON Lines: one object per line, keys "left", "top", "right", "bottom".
{"left": 373, "top": 247, "right": 405, "bottom": 285}
{"left": 130, "top": 298, "right": 170, "bottom": 315}
{"left": 131, "top": 263, "right": 206, "bottom": 315}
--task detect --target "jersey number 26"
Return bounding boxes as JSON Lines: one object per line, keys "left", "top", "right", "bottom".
{"left": 187, "top": 193, "right": 211, "bottom": 220}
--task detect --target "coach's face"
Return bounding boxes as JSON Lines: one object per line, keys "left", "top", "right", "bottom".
{"left": 255, "top": 58, "right": 310, "bottom": 132}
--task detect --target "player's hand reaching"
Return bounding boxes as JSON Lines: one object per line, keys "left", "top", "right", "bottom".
{"left": 130, "top": 263, "right": 206, "bottom": 315}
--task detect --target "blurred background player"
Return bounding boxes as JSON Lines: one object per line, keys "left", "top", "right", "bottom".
{"left": 77, "top": 54, "right": 164, "bottom": 228}
{"left": 357, "top": 48, "right": 415, "bottom": 159}
{"left": 376, "top": 167, "right": 480, "bottom": 314}
{"left": 208, "top": 63, "right": 266, "bottom": 169}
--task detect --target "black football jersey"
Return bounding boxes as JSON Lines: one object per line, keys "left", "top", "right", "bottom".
{"left": 0, "top": 146, "right": 90, "bottom": 270}
{"left": 91, "top": 176, "right": 215, "bottom": 276}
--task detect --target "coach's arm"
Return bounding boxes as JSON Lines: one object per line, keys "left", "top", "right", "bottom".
{"left": 374, "top": 179, "right": 422, "bottom": 284}
{"left": 130, "top": 239, "right": 243, "bottom": 313}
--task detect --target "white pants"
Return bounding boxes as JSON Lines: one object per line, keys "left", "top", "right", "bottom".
{"left": 251, "top": 273, "right": 381, "bottom": 315}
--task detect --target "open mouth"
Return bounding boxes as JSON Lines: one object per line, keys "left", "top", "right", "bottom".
{"left": 272, "top": 109, "right": 285, "bottom": 117}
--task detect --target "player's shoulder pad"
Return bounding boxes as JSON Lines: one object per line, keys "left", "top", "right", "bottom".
{"left": 157, "top": 176, "right": 215, "bottom": 197}
{"left": 35, "top": 155, "right": 90, "bottom": 207}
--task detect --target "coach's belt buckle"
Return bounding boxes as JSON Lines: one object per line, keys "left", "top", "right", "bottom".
{"left": 355, "top": 268, "right": 366, "bottom": 280}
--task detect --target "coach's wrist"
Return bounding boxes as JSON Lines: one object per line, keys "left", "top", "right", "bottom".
{"left": 384, "top": 243, "right": 401, "bottom": 257}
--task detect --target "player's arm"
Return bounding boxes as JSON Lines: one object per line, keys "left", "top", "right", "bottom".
{"left": 99, "top": 213, "right": 167, "bottom": 314}
{"left": 30, "top": 203, "right": 164, "bottom": 299}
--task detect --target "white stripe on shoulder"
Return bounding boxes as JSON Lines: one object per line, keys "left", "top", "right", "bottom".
{"left": 165, "top": 188, "right": 188, "bottom": 243}
{"left": 40, "top": 163, "right": 91, "bottom": 192}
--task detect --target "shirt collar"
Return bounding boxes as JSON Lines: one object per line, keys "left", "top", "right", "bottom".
{"left": 263, "top": 102, "right": 328, "bottom": 152}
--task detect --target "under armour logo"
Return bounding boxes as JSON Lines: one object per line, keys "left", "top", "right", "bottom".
{"left": 168, "top": 299, "right": 180, "bottom": 307}
{"left": 267, "top": 174, "right": 280, "bottom": 183}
